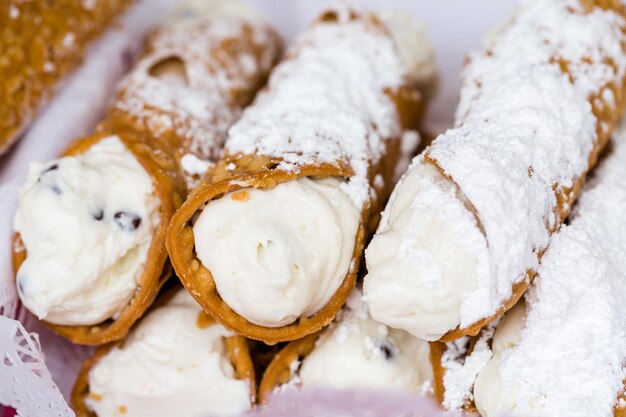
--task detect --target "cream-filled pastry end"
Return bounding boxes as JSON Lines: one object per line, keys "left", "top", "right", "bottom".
{"left": 364, "top": 158, "right": 490, "bottom": 340}
{"left": 193, "top": 177, "right": 359, "bottom": 327}
{"left": 296, "top": 290, "right": 433, "bottom": 392}
{"left": 86, "top": 291, "right": 251, "bottom": 417}
{"left": 15, "top": 136, "right": 159, "bottom": 326}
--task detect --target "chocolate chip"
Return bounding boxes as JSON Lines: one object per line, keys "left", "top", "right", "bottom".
{"left": 93, "top": 210, "right": 104, "bottom": 221}
{"left": 114, "top": 211, "right": 142, "bottom": 232}
{"left": 42, "top": 164, "right": 58, "bottom": 174}
{"left": 37, "top": 164, "right": 62, "bottom": 194}
{"left": 37, "top": 164, "right": 59, "bottom": 183}
{"left": 378, "top": 341, "right": 395, "bottom": 360}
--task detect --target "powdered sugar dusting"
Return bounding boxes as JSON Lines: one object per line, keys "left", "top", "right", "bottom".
{"left": 395, "top": 130, "right": 421, "bottom": 182}
{"left": 114, "top": 2, "right": 280, "bottom": 186}
{"left": 427, "top": 0, "right": 626, "bottom": 327}
{"left": 442, "top": 323, "right": 497, "bottom": 411}
{"left": 322, "top": 289, "right": 373, "bottom": 345}
{"left": 180, "top": 153, "right": 214, "bottom": 177}
{"left": 494, "top": 122, "right": 626, "bottom": 417}
{"left": 226, "top": 7, "right": 423, "bottom": 210}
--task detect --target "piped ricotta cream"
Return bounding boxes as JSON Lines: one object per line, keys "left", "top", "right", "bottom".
{"left": 364, "top": 158, "right": 489, "bottom": 340}
{"left": 14, "top": 136, "right": 159, "bottom": 325}
{"left": 86, "top": 290, "right": 251, "bottom": 417}
{"left": 193, "top": 177, "right": 359, "bottom": 327}
{"left": 291, "top": 289, "right": 433, "bottom": 393}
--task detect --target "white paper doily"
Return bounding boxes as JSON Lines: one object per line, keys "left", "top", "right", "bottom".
{"left": 0, "top": 315, "right": 73, "bottom": 417}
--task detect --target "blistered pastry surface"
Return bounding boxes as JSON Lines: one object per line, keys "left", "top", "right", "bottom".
{"left": 111, "top": 5, "right": 282, "bottom": 187}
{"left": 0, "top": 0, "right": 128, "bottom": 154}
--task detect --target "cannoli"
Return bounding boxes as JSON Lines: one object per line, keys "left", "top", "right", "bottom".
{"left": 470, "top": 129, "right": 626, "bottom": 416}
{"left": 108, "top": 0, "right": 282, "bottom": 187}
{"left": 0, "top": 0, "right": 128, "bottom": 155}
{"left": 71, "top": 287, "right": 255, "bottom": 417}
{"left": 430, "top": 120, "right": 626, "bottom": 417}
{"left": 258, "top": 289, "right": 433, "bottom": 403}
{"left": 363, "top": 0, "right": 626, "bottom": 342}
{"left": 12, "top": 0, "right": 282, "bottom": 345}
{"left": 166, "top": 7, "right": 437, "bottom": 344}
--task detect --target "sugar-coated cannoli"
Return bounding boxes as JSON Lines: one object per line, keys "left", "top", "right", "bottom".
{"left": 12, "top": 0, "right": 282, "bottom": 345}
{"left": 0, "top": 0, "right": 128, "bottom": 155}
{"left": 108, "top": 0, "right": 282, "bottom": 187}
{"left": 258, "top": 289, "right": 433, "bottom": 403}
{"left": 469, "top": 125, "right": 626, "bottom": 417}
{"left": 71, "top": 287, "right": 255, "bottom": 417}
{"left": 363, "top": 0, "right": 626, "bottom": 342}
{"left": 166, "top": 7, "right": 437, "bottom": 344}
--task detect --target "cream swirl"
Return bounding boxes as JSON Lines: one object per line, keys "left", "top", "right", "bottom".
{"left": 193, "top": 177, "right": 359, "bottom": 327}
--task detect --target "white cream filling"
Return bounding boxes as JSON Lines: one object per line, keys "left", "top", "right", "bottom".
{"left": 14, "top": 136, "right": 160, "bottom": 326}
{"left": 86, "top": 290, "right": 251, "bottom": 417}
{"left": 297, "top": 289, "right": 433, "bottom": 392}
{"left": 363, "top": 159, "right": 489, "bottom": 341}
{"left": 376, "top": 10, "right": 438, "bottom": 96}
{"left": 474, "top": 302, "right": 527, "bottom": 417}
{"left": 193, "top": 177, "right": 360, "bottom": 327}
{"left": 166, "top": 0, "right": 265, "bottom": 30}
